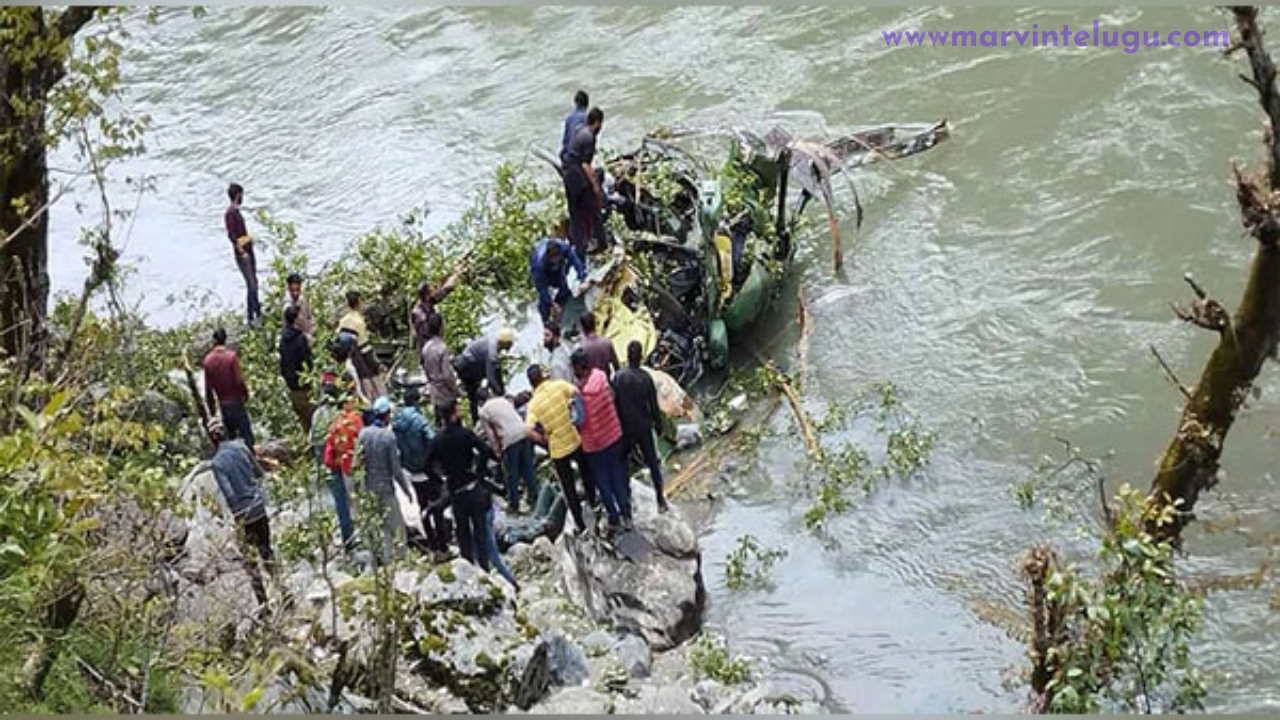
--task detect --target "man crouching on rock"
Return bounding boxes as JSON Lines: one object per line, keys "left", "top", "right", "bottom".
{"left": 207, "top": 415, "right": 277, "bottom": 608}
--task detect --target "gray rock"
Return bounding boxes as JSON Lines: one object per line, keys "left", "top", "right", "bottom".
{"left": 554, "top": 482, "right": 705, "bottom": 650}
{"left": 612, "top": 633, "right": 652, "bottom": 679}
{"left": 581, "top": 629, "right": 619, "bottom": 657}
{"left": 503, "top": 640, "right": 551, "bottom": 710}
{"left": 410, "top": 559, "right": 509, "bottom": 616}
{"left": 544, "top": 634, "right": 589, "bottom": 687}
{"left": 692, "top": 679, "right": 733, "bottom": 712}
{"left": 616, "top": 682, "right": 706, "bottom": 714}
{"left": 527, "top": 687, "right": 616, "bottom": 715}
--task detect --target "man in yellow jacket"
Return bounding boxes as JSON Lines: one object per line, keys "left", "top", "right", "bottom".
{"left": 524, "top": 364, "right": 596, "bottom": 534}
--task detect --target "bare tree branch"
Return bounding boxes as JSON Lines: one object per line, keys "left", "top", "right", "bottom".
{"left": 1150, "top": 345, "right": 1194, "bottom": 402}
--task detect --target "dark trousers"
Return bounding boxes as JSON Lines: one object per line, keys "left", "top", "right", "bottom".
{"left": 537, "top": 283, "right": 573, "bottom": 324}
{"left": 566, "top": 187, "right": 601, "bottom": 257}
{"left": 235, "top": 248, "right": 262, "bottom": 322}
{"left": 502, "top": 439, "right": 539, "bottom": 509}
{"left": 411, "top": 477, "right": 450, "bottom": 552}
{"left": 455, "top": 364, "right": 485, "bottom": 425}
{"left": 585, "top": 440, "right": 631, "bottom": 525}
{"left": 451, "top": 486, "right": 490, "bottom": 570}
{"left": 289, "top": 388, "right": 314, "bottom": 435}
{"left": 552, "top": 449, "right": 594, "bottom": 532}
{"left": 625, "top": 429, "right": 666, "bottom": 505}
{"left": 219, "top": 400, "right": 255, "bottom": 450}
{"left": 327, "top": 469, "right": 355, "bottom": 546}
{"left": 239, "top": 514, "right": 275, "bottom": 604}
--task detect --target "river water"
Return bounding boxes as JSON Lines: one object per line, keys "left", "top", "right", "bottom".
{"left": 48, "top": 6, "right": 1279, "bottom": 713}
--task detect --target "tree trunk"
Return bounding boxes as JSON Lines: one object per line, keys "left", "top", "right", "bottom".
{"left": 22, "top": 579, "right": 85, "bottom": 699}
{"left": 1148, "top": 6, "right": 1280, "bottom": 540}
{"left": 0, "top": 6, "right": 98, "bottom": 375}
{"left": 0, "top": 8, "right": 54, "bottom": 374}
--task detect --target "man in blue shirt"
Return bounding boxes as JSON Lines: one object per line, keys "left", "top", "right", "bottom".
{"left": 560, "top": 90, "right": 589, "bottom": 162}
{"left": 530, "top": 221, "right": 587, "bottom": 323}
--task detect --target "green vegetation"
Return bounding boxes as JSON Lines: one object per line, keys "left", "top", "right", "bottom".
{"left": 687, "top": 632, "right": 753, "bottom": 685}
{"left": 724, "top": 534, "right": 787, "bottom": 591}
{"left": 1025, "top": 486, "right": 1205, "bottom": 714}
{"left": 802, "top": 383, "right": 937, "bottom": 530}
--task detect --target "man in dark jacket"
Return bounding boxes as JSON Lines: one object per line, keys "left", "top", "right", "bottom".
{"left": 529, "top": 224, "right": 586, "bottom": 323}
{"left": 208, "top": 416, "right": 275, "bottom": 604}
{"left": 425, "top": 400, "right": 500, "bottom": 569}
{"left": 613, "top": 340, "right": 668, "bottom": 512}
{"left": 560, "top": 90, "right": 589, "bottom": 162}
{"left": 224, "top": 183, "right": 261, "bottom": 323}
{"left": 453, "top": 327, "right": 515, "bottom": 424}
{"left": 279, "top": 305, "right": 314, "bottom": 433}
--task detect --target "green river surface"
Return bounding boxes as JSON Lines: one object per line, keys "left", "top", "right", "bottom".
{"left": 47, "top": 6, "right": 1279, "bottom": 713}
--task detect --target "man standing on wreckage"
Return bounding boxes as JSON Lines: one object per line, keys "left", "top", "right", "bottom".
{"left": 562, "top": 107, "right": 606, "bottom": 256}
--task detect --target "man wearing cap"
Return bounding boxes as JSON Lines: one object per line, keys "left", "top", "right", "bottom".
{"left": 453, "top": 327, "right": 516, "bottom": 424}
{"left": 393, "top": 387, "right": 449, "bottom": 553}
{"left": 358, "top": 397, "right": 413, "bottom": 565}
{"left": 207, "top": 416, "right": 276, "bottom": 605}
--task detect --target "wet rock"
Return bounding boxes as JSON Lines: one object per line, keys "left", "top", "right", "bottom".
{"left": 612, "top": 633, "right": 652, "bottom": 679}
{"left": 527, "top": 687, "right": 616, "bottom": 715}
{"left": 555, "top": 481, "right": 705, "bottom": 650}
{"left": 544, "top": 634, "right": 589, "bottom": 687}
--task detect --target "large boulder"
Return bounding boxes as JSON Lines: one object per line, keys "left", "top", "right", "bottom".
{"left": 396, "top": 560, "right": 549, "bottom": 712}
{"left": 173, "top": 464, "right": 263, "bottom": 641}
{"left": 555, "top": 482, "right": 705, "bottom": 650}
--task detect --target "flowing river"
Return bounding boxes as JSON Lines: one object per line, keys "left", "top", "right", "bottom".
{"left": 48, "top": 6, "right": 1279, "bottom": 713}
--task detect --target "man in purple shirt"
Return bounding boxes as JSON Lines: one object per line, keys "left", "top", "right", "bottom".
{"left": 224, "top": 183, "right": 262, "bottom": 323}
{"left": 579, "top": 312, "right": 618, "bottom": 376}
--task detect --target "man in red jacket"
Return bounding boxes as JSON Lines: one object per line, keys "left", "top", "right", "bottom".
{"left": 571, "top": 347, "right": 632, "bottom": 532}
{"left": 224, "top": 183, "right": 261, "bottom": 323}
{"left": 203, "top": 327, "right": 255, "bottom": 450}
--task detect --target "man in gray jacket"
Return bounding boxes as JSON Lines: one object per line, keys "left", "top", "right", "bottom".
{"left": 208, "top": 416, "right": 276, "bottom": 605}
{"left": 358, "top": 397, "right": 413, "bottom": 565}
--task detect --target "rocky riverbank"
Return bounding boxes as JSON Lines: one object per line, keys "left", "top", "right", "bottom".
{"left": 172, "top": 459, "right": 824, "bottom": 714}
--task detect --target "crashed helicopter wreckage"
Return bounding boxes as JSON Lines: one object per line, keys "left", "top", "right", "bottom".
{"left": 540, "top": 120, "right": 951, "bottom": 390}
